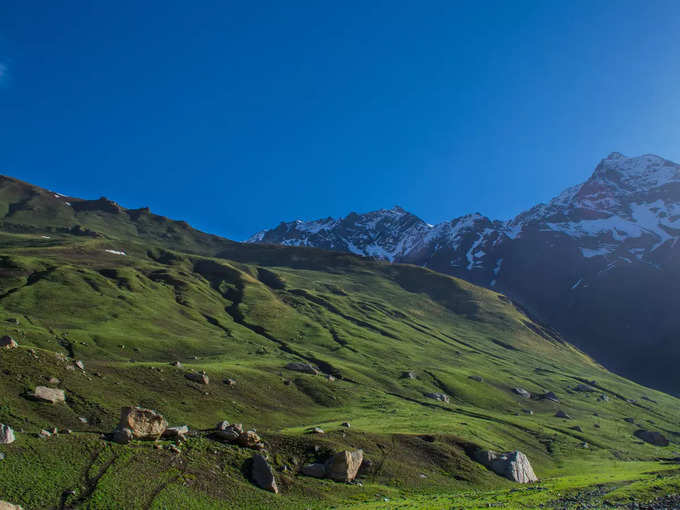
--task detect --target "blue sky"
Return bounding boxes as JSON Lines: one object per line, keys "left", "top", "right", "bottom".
{"left": 1, "top": 1, "right": 679, "bottom": 240}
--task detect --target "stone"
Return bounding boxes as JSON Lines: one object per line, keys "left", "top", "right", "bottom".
{"left": 512, "top": 387, "right": 531, "bottom": 399}
{"left": 474, "top": 450, "right": 538, "bottom": 483}
{"left": 215, "top": 424, "right": 242, "bottom": 442}
{"left": 573, "top": 384, "right": 594, "bottom": 392}
{"left": 39, "top": 429, "right": 51, "bottom": 438}
{"left": 341, "top": 422, "right": 351, "bottom": 428}
{"left": 325, "top": 449, "right": 364, "bottom": 482}
{"left": 634, "top": 429, "right": 669, "bottom": 447}
{"left": 238, "top": 430, "right": 263, "bottom": 449}
{"left": 570, "top": 425, "right": 583, "bottom": 433}
{"left": 185, "top": 371, "right": 209, "bottom": 385}
{"left": 326, "top": 375, "right": 336, "bottom": 382}
{"left": 75, "top": 360, "right": 85, "bottom": 371}
{"left": 401, "top": 371, "right": 416, "bottom": 379}
{"left": 624, "top": 417, "right": 635, "bottom": 424}
{"left": 216, "top": 420, "right": 230, "bottom": 431}
{"left": 112, "top": 427, "right": 133, "bottom": 444}
{"left": 469, "top": 375, "right": 483, "bottom": 382}
{"left": 0, "top": 501, "right": 24, "bottom": 510}
{"left": 424, "top": 392, "right": 450, "bottom": 403}
{"left": 598, "top": 394, "right": 610, "bottom": 402}
{"left": 251, "top": 453, "right": 278, "bottom": 493}
{"left": 118, "top": 407, "right": 167, "bottom": 440}
{"left": 555, "top": 410, "right": 571, "bottom": 419}
{"left": 541, "top": 391, "right": 559, "bottom": 403}
{"left": 311, "top": 427, "right": 325, "bottom": 434}
{"left": 32, "top": 386, "right": 66, "bottom": 403}
{"left": 285, "top": 362, "right": 319, "bottom": 375}
{"left": 163, "top": 425, "right": 189, "bottom": 440}
{"left": 0, "top": 336, "right": 17, "bottom": 349}
{"left": 171, "top": 361, "right": 182, "bottom": 368}
{"left": 0, "top": 424, "right": 15, "bottom": 444}
{"left": 522, "top": 409, "right": 534, "bottom": 415}
{"left": 78, "top": 417, "right": 88, "bottom": 424}
{"left": 301, "top": 463, "right": 326, "bottom": 478}
{"left": 223, "top": 378, "right": 236, "bottom": 386}
{"left": 48, "top": 377, "right": 60, "bottom": 385}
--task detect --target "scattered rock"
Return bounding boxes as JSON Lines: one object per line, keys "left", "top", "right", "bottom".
{"left": 163, "top": 425, "right": 189, "bottom": 441}
{"left": 170, "top": 361, "right": 182, "bottom": 368}
{"left": 0, "top": 424, "right": 15, "bottom": 444}
{"left": 401, "top": 371, "right": 416, "bottom": 379}
{"left": 310, "top": 427, "right": 325, "bottom": 434}
{"left": 573, "top": 384, "right": 594, "bottom": 392}
{"left": 118, "top": 407, "right": 167, "bottom": 440}
{"left": 570, "top": 425, "right": 583, "bottom": 433}
{"left": 341, "top": 422, "right": 351, "bottom": 428}
{"left": 541, "top": 391, "right": 559, "bottom": 403}
{"left": 624, "top": 417, "right": 635, "bottom": 424}
{"left": 424, "top": 392, "right": 450, "bottom": 403}
{"left": 0, "top": 336, "right": 17, "bottom": 349}
{"left": 112, "top": 427, "right": 133, "bottom": 444}
{"left": 251, "top": 454, "right": 278, "bottom": 493}
{"left": 325, "top": 449, "right": 364, "bottom": 482}
{"left": 32, "top": 386, "right": 66, "bottom": 403}
{"left": 223, "top": 378, "right": 236, "bottom": 386}
{"left": 185, "top": 371, "right": 209, "bottom": 385}
{"left": 215, "top": 424, "right": 242, "bottom": 442}
{"left": 598, "top": 394, "right": 609, "bottom": 402}
{"left": 301, "top": 463, "right": 326, "bottom": 478}
{"left": 238, "top": 430, "right": 263, "bottom": 449}
{"left": 285, "top": 362, "right": 319, "bottom": 375}
{"left": 474, "top": 450, "right": 538, "bottom": 483}
{"left": 75, "top": 360, "right": 85, "bottom": 371}
{"left": 555, "top": 410, "right": 572, "bottom": 419}
{"left": 634, "top": 429, "right": 669, "bottom": 447}
{"left": 513, "top": 388, "right": 531, "bottom": 399}
{"left": 469, "top": 375, "right": 483, "bottom": 382}
{"left": 47, "top": 377, "right": 60, "bottom": 385}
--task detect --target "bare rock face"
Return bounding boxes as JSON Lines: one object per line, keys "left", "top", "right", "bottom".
{"left": 118, "top": 407, "right": 167, "bottom": 440}
{"left": 284, "top": 362, "right": 319, "bottom": 375}
{"left": 474, "top": 450, "right": 538, "bottom": 483}
{"left": 0, "top": 336, "right": 17, "bottom": 349}
{"left": 325, "top": 449, "right": 364, "bottom": 482}
{"left": 251, "top": 454, "right": 278, "bottom": 493}
{"left": 634, "top": 429, "right": 669, "bottom": 446}
{"left": 32, "top": 386, "right": 66, "bottom": 403}
{"left": 0, "top": 424, "right": 15, "bottom": 444}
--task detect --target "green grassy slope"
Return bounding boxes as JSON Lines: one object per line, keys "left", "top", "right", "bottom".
{"left": 0, "top": 176, "right": 679, "bottom": 508}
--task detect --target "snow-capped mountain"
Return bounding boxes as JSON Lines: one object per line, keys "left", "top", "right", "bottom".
{"left": 248, "top": 153, "right": 680, "bottom": 394}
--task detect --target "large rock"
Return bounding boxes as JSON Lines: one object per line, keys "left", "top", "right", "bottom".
{"left": 238, "top": 430, "right": 263, "bottom": 449}
{"left": 32, "top": 386, "right": 65, "bottom": 403}
{"left": 301, "top": 463, "right": 326, "bottom": 478}
{"left": 251, "top": 454, "right": 278, "bottom": 493}
{"left": 541, "top": 391, "right": 559, "bottom": 403}
{"left": 0, "top": 501, "right": 23, "bottom": 510}
{"left": 474, "top": 450, "right": 538, "bottom": 483}
{"left": 555, "top": 410, "right": 572, "bottom": 419}
{"left": 214, "top": 424, "right": 242, "bottom": 442}
{"left": 324, "top": 449, "right": 364, "bottom": 482}
{"left": 185, "top": 371, "right": 209, "bottom": 384}
{"left": 285, "top": 362, "right": 319, "bottom": 375}
{"left": 634, "top": 429, "right": 669, "bottom": 447}
{"left": 111, "top": 427, "right": 133, "bottom": 444}
{"left": 163, "top": 425, "right": 189, "bottom": 440}
{"left": 118, "top": 407, "right": 167, "bottom": 440}
{"left": 512, "top": 387, "right": 531, "bottom": 399}
{"left": 0, "top": 336, "right": 17, "bottom": 349}
{"left": 0, "top": 424, "right": 15, "bottom": 444}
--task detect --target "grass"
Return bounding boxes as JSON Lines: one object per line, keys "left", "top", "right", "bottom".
{"left": 0, "top": 179, "right": 679, "bottom": 508}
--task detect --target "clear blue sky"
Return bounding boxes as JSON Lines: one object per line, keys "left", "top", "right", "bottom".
{"left": 1, "top": 1, "right": 679, "bottom": 240}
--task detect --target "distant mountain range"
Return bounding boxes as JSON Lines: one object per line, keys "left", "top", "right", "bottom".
{"left": 248, "top": 153, "right": 680, "bottom": 394}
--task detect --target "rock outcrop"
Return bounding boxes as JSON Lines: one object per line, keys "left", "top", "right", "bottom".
{"left": 474, "top": 449, "right": 538, "bottom": 483}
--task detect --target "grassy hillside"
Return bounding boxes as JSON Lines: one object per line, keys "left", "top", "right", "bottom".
{"left": 0, "top": 176, "right": 679, "bottom": 508}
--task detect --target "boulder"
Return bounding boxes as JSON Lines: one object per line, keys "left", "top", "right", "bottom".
{"left": 512, "top": 387, "right": 531, "bottom": 399}
{"left": 216, "top": 420, "right": 230, "bottom": 431}
{"left": 0, "top": 501, "right": 23, "bottom": 510}
{"left": 469, "top": 375, "right": 483, "bottom": 382}
{"left": 251, "top": 454, "right": 278, "bottom": 493}
{"left": 0, "top": 424, "right": 15, "bottom": 444}
{"left": 0, "top": 336, "right": 17, "bottom": 349}
{"left": 301, "top": 463, "right": 326, "bottom": 478}
{"left": 112, "top": 427, "right": 133, "bottom": 444}
{"left": 541, "top": 391, "right": 559, "bottom": 403}
{"left": 555, "top": 410, "right": 571, "bottom": 419}
{"left": 598, "top": 394, "right": 609, "bottom": 402}
{"left": 474, "top": 450, "right": 538, "bottom": 483}
{"left": 401, "top": 371, "right": 416, "bottom": 379}
{"left": 310, "top": 427, "right": 325, "bottom": 434}
{"left": 624, "top": 417, "right": 635, "bottom": 424}
{"left": 75, "top": 360, "right": 85, "bottom": 371}
{"left": 324, "top": 449, "right": 364, "bottom": 482}
{"left": 285, "top": 362, "right": 319, "bottom": 375}
{"left": 238, "top": 430, "right": 263, "bottom": 449}
{"left": 634, "top": 429, "right": 669, "bottom": 447}
{"left": 223, "top": 378, "right": 236, "bottom": 386}
{"left": 341, "top": 422, "right": 351, "bottom": 428}
{"left": 185, "top": 371, "right": 209, "bottom": 385}
{"left": 32, "top": 386, "right": 66, "bottom": 403}
{"left": 424, "top": 392, "right": 450, "bottom": 403}
{"left": 47, "top": 377, "right": 60, "bottom": 385}
{"left": 170, "top": 361, "right": 182, "bottom": 368}
{"left": 570, "top": 425, "right": 584, "bottom": 433}
{"left": 573, "top": 384, "right": 594, "bottom": 392}
{"left": 163, "top": 425, "right": 189, "bottom": 440}
{"left": 118, "top": 407, "right": 167, "bottom": 440}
